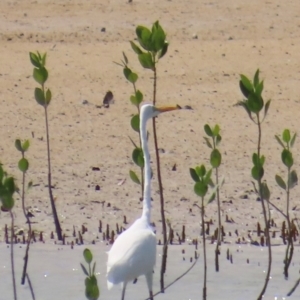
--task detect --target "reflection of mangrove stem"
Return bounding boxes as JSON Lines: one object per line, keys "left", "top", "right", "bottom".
{"left": 287, "top": 277, "right": 300, "bottom": 297}
{"left": 144, "top": 254, "right": 199, "bottom": 300}
{"left": 26, "top": 274, "right": 36, "bottom": 300}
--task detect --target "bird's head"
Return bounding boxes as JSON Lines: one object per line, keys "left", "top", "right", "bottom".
{"left": 141, "top": 104, "right": 182, "bottom": 120}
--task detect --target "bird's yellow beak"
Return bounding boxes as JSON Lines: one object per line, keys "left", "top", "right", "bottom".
{"left": 156, "top": 105, "right": 182, "bottom": 113}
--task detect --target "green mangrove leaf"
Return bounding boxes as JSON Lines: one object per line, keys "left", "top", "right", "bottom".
{"left": 253, "top": 69, "right": 260, "bottom": 88}
{"left": 135, "top": 90, "right": 143, "bottom": 105}
{"left": 85, "top": 275, "right": 100, "bottom": 300}
{"left": 194, "top": 182, "right": 208, "bottom": 197}
{"left": 22, "top": 140, "right": 30, "bottom": 152}
{"left": 205, "top": 191, "right": 216, "bottom": 206}
{"left": 80, "top": 263, "right": 89, "bottom": 276}
{"left": 255, "top": 80, "right": 264, "bottom": 97}
{"left": 129, "top": 170, "right": 141, "bottom": 185}
{"left": 288, "top": 170, "right": 298, "bottom": 189}
{"left": 290, "top": 133, "right": 297, "bottom": 148}
{"left": 203, "top": 137, "right": 212, "bottom": 149}
{"left": 261, "top": 182, "right": 270, "bottom": 201}
{"left": 132, "top": 147, "right": 144, "bottom": 168}
{"left": 275, "top": 135, "right": 285, "bottom": 149}
{"left": 239, "top": 75, "right": 253, "bottom": 97}
{"left": 0, "top": 165, "right": 3, "bottom": 184}
{"left": 151, "top": 21, "right": 166, "bottom": 52}
{"left": 0, "top": 193, "right": 14, "bottom": 211}
{"left": 190, "top": 168, "right": 199, "bottom": 182}
{"left": 130, "top": 41, "right": 143, "bottom": 55}
{"left": 4, "top": 177, "right": 15, "bottom": 195}
{"left": 196, "top": 165, "right": 206, "bottom": 178}
{"left": 34, "top": 87, "right": 45, "bottom": 106}
{"left": 213, "top": 124, "right": 220, "bottom": 136}
{"left": 204, "top": 169, "right": 212, "bottom": 185}
{"left": 252, "top": 165, "right": 264, "bottom": 181}
{"left": 263, "top": 99, "right": 271, "bottom": 119}
{"left": 247, "top": 93, "right": 263, "bottom": 113}
{"left": 130, "top": 95, "right": 138, "bottom": 107}
{"left": 275, "top": 174, "right": 286, "bottom": 190}
{"left": 18, "top": 158, "right": 29, "bottom": 173}
{"left": 204, "top": 124, "right": 213, "bottom": 137}
{"left": 122, "top": 51, "right": 128, "bottom": 64}
{"left": 281, "top": 149, "right": 293, "bottom": 168}
{"left": 41, "top": 53, "right": 47, "bottom": 67}
{"left": 282, "top": 129, "right": 291, "bottom": 144}
{"left": 131, "top": 114, "right": 140, "bottom": 132}
{"left": 45, "top": 89, "right": 52, "bottom": 105}
{"left": 33, "top": 67, "right": 48, "bottom": 85}
{"left": 136, "top": 26, "right": 152, "bottom": 51}
{"left": 83, "top": 248, "right": 93, "bottom": 264}
{"left": 123, "top": 67, "right": 138, "bottom": 84}
{"left": 138, "top": 53, "right": 154, "bottom": 70}
{"left": 158, "top": 41, "right": 169, "bottom": 59}
{"left": 252, "top": 153, "right": 259, "bottom": 167}
{"left": 29, "top": 52, "right": 41, "bottom": 68}
{"left": 210, "top": 149, "right": 222, "bottom": 168}
{"left": 92, "top": 262, "right": 96, "bottom": 275}
{"left": 15, "top": 139, "right": 22, "bottom": 152}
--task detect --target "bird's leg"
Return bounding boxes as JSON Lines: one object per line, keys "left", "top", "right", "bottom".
{"left": 145, "top": 272, "right": 154, "bottom": 300}
{"left": 149, "top": 290, "right": 154, "bottom": 300}
{"left": 121, "top": 282, "right": 127, "bottom": 300}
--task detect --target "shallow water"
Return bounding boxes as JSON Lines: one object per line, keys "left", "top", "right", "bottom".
{"left": 1, "top": 243, "right": 300, "bottom": 300}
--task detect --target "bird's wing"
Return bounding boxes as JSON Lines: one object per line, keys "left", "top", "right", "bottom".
{"left": 107, "top": 229, "right": 156, "bottom": 286}
{"left": 107, "top": 229, "right": 154, "bottom": 267}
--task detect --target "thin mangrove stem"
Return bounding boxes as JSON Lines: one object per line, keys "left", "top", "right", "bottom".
{"left": 256, "top": 115, "right": 272, "bottom": 300}
{"left": 10, "top": 210, "right": 17, "bottom": 300}
{"left": 284, "top": 166, "right": 294, "bottom": 278}
{"left": 44, "top": 106, "right": 62, "bottom": 241}
{"left": 201, "top": 196, "right": 207, "bottom": 300}
{"left": 151, "top": 61, "right": 168, "bottom": 291}
{"left": 215, "top": 167, "right": 221, "bottom": 272}
{"left": 21, "top": 160, "right": 33, "bottom": 285}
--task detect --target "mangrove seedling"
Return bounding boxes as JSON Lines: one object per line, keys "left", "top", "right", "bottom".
{"left": 81, "top": 248, "right": 100, "bottom": 300}
{"left": 190, "top": 165, "right": 218, "bottom": 300}
{"left": 15, "top": 139, "right": 35, "bottom": 289}
{"left": 0, "top": 164, "right": 17, "bottom": 300}
{"left": 203, "top": 124, "right": 223, "bottom": 272}
{"left": 29, "top": 51, "right": 63, "bottom": 241}
{"left": 115, "top": 52, "right": 145, "bottom": 195}
{"left": 122, "top": 20, "right": 170, "bottom": 291}
{"left": 275, "top": 129, "right": 298, "bottom": 278}
{"left": 237, "top": 69, "right": 272, "bottom": 300}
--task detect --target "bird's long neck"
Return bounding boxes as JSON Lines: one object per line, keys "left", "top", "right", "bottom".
{"left": 140, "top": 113, "right": 151, "bottom": 223}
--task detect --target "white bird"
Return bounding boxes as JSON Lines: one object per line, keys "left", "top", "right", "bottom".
{"left": 107, "top": 104, "right": 181, "bottom": 300}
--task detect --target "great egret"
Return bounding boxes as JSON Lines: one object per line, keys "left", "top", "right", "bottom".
{"left": 107, "top": 104, "right": 181, "bottom": 300}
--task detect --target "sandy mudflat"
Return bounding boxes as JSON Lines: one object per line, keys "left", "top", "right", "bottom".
{"left": 1, "top": 0, "right": 300, "bottom": 299}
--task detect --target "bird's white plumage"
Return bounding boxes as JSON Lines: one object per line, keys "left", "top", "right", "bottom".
{"left": 106, "top": 104, "right": 178, "bottom": 299}
{"left": 107, "top": 219, "right": 156, "bottom": 286}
